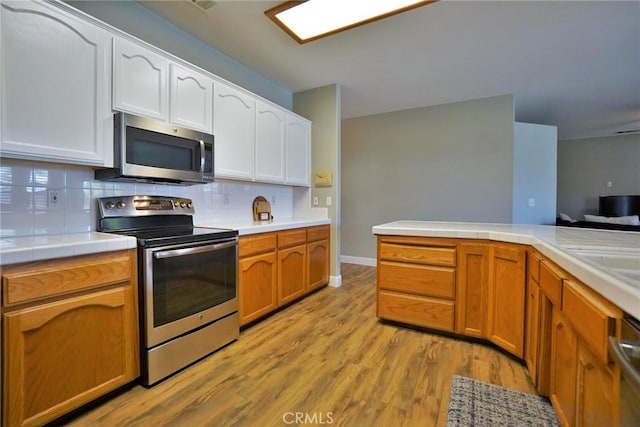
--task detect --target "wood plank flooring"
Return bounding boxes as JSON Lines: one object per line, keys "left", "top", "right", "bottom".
{"left": 65, "top": 263, "right": 535, "bottom": 427}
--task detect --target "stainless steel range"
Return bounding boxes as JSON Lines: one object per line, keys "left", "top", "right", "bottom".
{"left": 98, "top": 195, "right": 239, "bottom": 386}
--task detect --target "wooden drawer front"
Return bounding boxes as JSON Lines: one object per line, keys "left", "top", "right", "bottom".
{"left": 379, "top": 243, "right": 455, "bottom": 267}
{"left": 307, "top": 225, "right": 329, "bottom": 242}
{"left": 539, "top": 260, "right": 563, "bottom": 306}
{"left": 278, "top": 229, "right": 307, "bottom": 248}
{"left": 2, "top": 251, "right": 132, "bottom": 307}
{"left": 529, "top": 252, "right": 541, "bottom": 284}
{"left": 562, "top": 279, "right": 619, "bottom": 361}
{"left": 378, "top": 291, "right": 454, "bottom": 331}
{"left": 378, "top": 261, "right": 455, "bottom": 299}
{"left": 239, "top": 233, "right": 277, "bottom": 257}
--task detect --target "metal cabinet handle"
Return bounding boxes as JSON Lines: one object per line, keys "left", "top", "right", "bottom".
{"left": 154, "top": 240, "right": 236, "bottom": 259}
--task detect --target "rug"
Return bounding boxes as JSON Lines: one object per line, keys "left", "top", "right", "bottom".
{"left": 446, "top": 375, "right": 559, "bottom": 426}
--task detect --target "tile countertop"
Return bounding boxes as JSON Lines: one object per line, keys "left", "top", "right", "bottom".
{"left": 0, "top": 219, "right": 330, "bottom": 266}
{"left": 0, "top": 233, "right": 138, "bottom": 266}
{"left": 196, "top": 218, "right": 331, "bottom": 236}
{"left": 372, "top": 221, "right": 640, "bottom": 319}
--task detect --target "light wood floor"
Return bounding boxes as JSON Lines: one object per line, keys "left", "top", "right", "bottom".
{"left": 66, "top": 263, "right": 535, "bottom": 427}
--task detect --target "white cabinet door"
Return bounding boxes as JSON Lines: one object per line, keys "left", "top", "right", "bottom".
{"left": 0, "top": 1, "right": 113, "bottom": 166}
{"left": 213, "top": 81, "right": 255, "bottom": 180}
{"left": 255, "top": 100, "right": 285, "bottom": 184}
{"left": 170, "top": 63, "right": 213, "bottom": 133}
{"left": 285, "top": 114, "right": 311, "bottom": 186}
{"left": 113, "top": 37, "right": 168, "bottom": 121}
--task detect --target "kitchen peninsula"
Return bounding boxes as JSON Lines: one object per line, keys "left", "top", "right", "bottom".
{"left": 373, "top": 220, "right": 640, "bottom": 426}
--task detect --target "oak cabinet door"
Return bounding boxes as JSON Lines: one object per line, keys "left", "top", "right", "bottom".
{"left": 278, "top": 244, "right": 307, "bottom": 305}
{"left": 487, "top": 244, "right": 526, "bottom": 357}
{"left": 239, "top": 251, "right": 277, "bottom": 325}
{"left": 3, "top": 286, "right": 138, "bottom": 427}
{"left": 525, "top": 278, "right": 541, "bottom": 380}
{"left": 577, "top": 340, "right": 619, "bottom": 427}
{"left": 455, "top": 242, "right": 489, "bottom": 337}
{"left": 549, "top": 307, "right": 578, "bottom": 427}
{"left": 307, "top": 239, "right": 330, "bottom": 292}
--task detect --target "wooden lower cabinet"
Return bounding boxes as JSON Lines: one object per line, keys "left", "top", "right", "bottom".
{"left": 2, "top": 250, "right": 139, "bottom": 427}
{"left": 487, "top": 244, "right": 526, "bottom": 358}
{"left": 550, "top": 306, "right": 579, "bottom": 427}
{"left": 374, "top": 235, "right": 625, "bottom": 427}
{"left": 455, "top": 242, "right": 489, "bottom": 337}
{"left": 577, "top": 341, "right": 619, "bottom": 427}
{"left": 239, "top": 251, "right": 278, "bottom": 325}
{"left": 278, "top": 244, "right": 307, "bottom": 305}
{"left": 239, "top": 225, "right": 330, "bottom": 326}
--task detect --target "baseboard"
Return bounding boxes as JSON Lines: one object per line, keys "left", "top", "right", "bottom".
{"left": 329, "top": 275, "right": 342, "bottom": 288}
{"left": 340, "top": 255, "right": 376, "bottom": 267}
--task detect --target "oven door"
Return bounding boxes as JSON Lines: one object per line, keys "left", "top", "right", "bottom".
{"left": 142, "top": 238, "right": 238, "bottom": 348}
{"left": 609, "top": 317, "right": 640, "bottom": 427}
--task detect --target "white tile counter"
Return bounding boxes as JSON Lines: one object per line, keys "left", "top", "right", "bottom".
{"left": 372, "top": 221, "right": 640, "bottom": 318}
{"left": 0, "top": 233, "right": 137, "bottom": 266}
{"left": 197, "top": 218, "right": 331, "bottom": 236}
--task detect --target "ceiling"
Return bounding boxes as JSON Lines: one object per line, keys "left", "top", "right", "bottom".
{"left": 137, "top": 0, "right": 640, "bottom": 141}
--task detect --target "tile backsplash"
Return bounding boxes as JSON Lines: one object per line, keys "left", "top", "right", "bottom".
{"left": 0, "top": 158, "right": 294, "bottom": 237}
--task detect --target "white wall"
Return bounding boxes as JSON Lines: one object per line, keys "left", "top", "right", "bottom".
{"left": 512, "top": 122, "right": 557, "bottom": 224}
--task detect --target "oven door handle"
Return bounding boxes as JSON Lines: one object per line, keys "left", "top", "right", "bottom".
{"left": 609, "top": 335, "right": 640, "bottom": 390}
{"left": 153, "top": 241, "right": 237, "bottom": 259}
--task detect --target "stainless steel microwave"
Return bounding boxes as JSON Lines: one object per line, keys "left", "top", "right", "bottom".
{"left": 95, "top": 112, "right": 214, "bottom": 185}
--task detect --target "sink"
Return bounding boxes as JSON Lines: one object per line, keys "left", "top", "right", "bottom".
{"left": 566, "top": 248, "right": 640, "bottom": 283}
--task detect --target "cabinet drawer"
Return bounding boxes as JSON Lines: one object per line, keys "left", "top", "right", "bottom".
{"left": 378, "top": 291, "right": 454, "bottom": 331}
{"left": 307, "top": 225, "right": 329, "bottom": 242}
{"left": 378, "top": 261, "right": 455, "bottom": 299}
{"left": 562, "top": 279, "right": 620, "bottom": 361}
{"left": 2, "top": 251, "right": 133, "bottom": 307}
{"left": 379, "top": 243, "right": 455, "bottom": 267}
{"left": 239, "top": 233, "right": 277, "bottom": 257}
{"left": 539, "top": 260, "right": 563, "bottom": 306}
{"left": 278, "top": 229, "right": 307, "bottom": 248}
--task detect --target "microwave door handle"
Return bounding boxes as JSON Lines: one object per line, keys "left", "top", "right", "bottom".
{"left": 154, "top": 241, "right": 237, "bottom": 259}
{"left": 609, "top": 336, "right": 640, "bottom": 390}
{"left": 199, "top": 140, "right": 205, "bottom": 172}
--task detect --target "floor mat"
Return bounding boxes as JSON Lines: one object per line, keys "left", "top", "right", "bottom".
{"left": 446, "top": 375, "right": 559, "bottom": 426}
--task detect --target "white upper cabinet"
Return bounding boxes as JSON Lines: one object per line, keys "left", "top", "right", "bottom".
{"left": 170, "top": 64, "right": 213, "bottom": 133}
{"left": 285, "top": 114, "right": 311, "bottom": 187}
{"left": 0, "top": 1, "right": 113, "bottom": 166}
{"left": 255, "top": 100, "right": 285, "bottom": 184}
{"left": 213, "top": 81, "right": 255, "bottom": 180}
{"left": 113, "top": 37, "right": 169, "bottom": 121}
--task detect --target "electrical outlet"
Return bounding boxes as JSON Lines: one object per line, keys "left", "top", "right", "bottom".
{"left": 223, "top": 194, "right": 229, "bottom": 205}
{"left": 326, "top": 196, "right": 332, "bottom": 206}
{"left": 271, "top": 195, "right": 276, "bottom": 205}
{"left": 48, "top": 190, "right": 62, "bottom": 208}
{"left": 313, "top": 196, "right": 319, "bottom": 206}
{"left": 528, "top": 198, "right": 535, "bottom": 207}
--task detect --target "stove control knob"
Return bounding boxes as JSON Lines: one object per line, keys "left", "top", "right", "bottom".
{"left": 180, "top": 202, "right": 187, "bottom": 208}
{"left": 174, "top": 201, "right": 180, "bottom": 208}
{"left": 116, "top": 201, "right": 126, "bottom": 209}
{"left": 105, "top": 201, "right": 115, "bottom": 210}
{"left": 186, "top": 202, "right": 192, "bottom": 208}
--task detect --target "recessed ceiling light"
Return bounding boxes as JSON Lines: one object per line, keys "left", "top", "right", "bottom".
{"left": 265, "top": 0, "right": 438, "bottom": 44}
